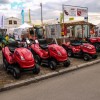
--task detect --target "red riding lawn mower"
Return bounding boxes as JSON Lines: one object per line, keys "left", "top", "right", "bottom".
{"left": 86, "top": 37, "right": 100, "bottom": 52}
{"left": 62, "top": 40, "right": 97, "bottom": 61}
{"left": 27, "top": 39, "right": 70, "bottom": 70}
{"left": 2, "top": 40, "right": 40, "bottom": 79}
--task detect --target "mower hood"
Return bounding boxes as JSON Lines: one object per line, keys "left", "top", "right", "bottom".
{"left": 83, "top": 43, "right": 95, "bottom": 49}
{"left": 49, "top": 44, "right": 67, "bottom": 55}
{"left": 15, "top": 48, "right": 34, "bottom": 61}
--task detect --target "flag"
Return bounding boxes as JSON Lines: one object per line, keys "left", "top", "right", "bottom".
{"left": 60, "top": 13, "right": 64, "bottom": 23}
{"left": 21, "top": 9, "right": 24, "bottom": 24}
{"left": 29, "top": 9, "right": 31, "bottom": 23}
{"left": 0, "top": 15, "right": 4, "bottom": 28}
{"left": 1, "top": 16, "right": 4, "bottom": 28}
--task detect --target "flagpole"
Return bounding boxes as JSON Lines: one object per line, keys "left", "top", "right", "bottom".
{"left": 62, "top": 4, "right": 64, "bottom": 23}
{"left": 29, "top": 9, "right": 31, "bottom": 24}
{"left": 40, "top": 3, "right": 43, "bottom": 26}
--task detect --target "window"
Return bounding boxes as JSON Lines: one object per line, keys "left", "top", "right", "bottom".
{"left": 14, "top": 21, "right": 17, "bottom": 24}
{"left": 9, "top": 20, "right": 12, "bottom": 24}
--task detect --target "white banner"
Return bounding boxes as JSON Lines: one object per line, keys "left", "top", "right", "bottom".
{"left": 64, "top": 6, "right": 77, "bottom": 16}
{"left": 63, "top": 6, "right": 88, "bottom": 17}
{"left": 77, "top": 8, "right": 88, "bottom": 17}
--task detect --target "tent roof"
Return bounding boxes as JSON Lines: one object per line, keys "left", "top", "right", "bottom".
{"left": 18, "top": 23, "right": 33, "bottom": 29}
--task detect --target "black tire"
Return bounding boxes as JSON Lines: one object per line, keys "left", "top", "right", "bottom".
{"left": 0, "top": 46, "right": 2, "bottom": 50}
{"left": 67, "top": 50, "right": 73, "bottom": 57}
{"left": 63, "top": 59, "right": 70, "bottom": 67}
{"left": 49, "top": 61, "right": 57, "bottom": 70}
{"left": 94, "top": 43, "right": 100, "bottom": 52}
{"left": 92, "top": 55, "right": 98, "bottom": 59}
{"left": 35, "top": 55, "right": 41, "bottom": 65}
{"left": 12, "top": 67, "right": 21, "bottom": 79}
{"left": 33, "top": 64, "right": 40, "bottom": 74}
{"left": 83, "top": 54, "right": 91, "bottom": 61}
{"left": 3, "top": 58, "right": 9, "bottom": 70}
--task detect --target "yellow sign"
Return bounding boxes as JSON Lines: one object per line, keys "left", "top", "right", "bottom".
{"left": 69, "top": 17, "right": 74, "bottom": 21}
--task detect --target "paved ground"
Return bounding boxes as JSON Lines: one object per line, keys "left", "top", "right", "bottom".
{"left": 0, "top": 63, "right": 100, "bottom": 100}
{"left": 0, "top": 50, "right": 100, "bottom": 87}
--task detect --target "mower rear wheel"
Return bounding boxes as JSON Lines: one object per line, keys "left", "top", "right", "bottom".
{"left": 68, "top": 50, "right": 73, "bottom": 57}
{"left": 35, "top": 55, "right": 41, "bottom": 65}
{"left": 49, "top": 61, "right": 57, "bottom": 70}
{"left": 63, "top": 59, "right": 70, "bottom": 67}
{"left": 83, "top": 54, "right": 91, "bottom": 61}
{"left": 13, "top": 67, "right": 21, "bottom": 79}
{"left": 33, "top": 64, "right": 40, "bottom": 74}
{"left": 3, "top": 58, "right": 8, "bottom": 70}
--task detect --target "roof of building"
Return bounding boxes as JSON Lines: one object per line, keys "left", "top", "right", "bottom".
{"left": 5, "top": 17, "right": 21, "bottom": 20}
{"left": 64, "top": 20, "right": 95, "bottom": 26}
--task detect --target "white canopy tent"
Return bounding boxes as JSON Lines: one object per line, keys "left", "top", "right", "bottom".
{"left": 18, "top": 23, "right": 33, "bottom": 29}
{"left": 13, "top": 23, "right": 33, "bottom": 40}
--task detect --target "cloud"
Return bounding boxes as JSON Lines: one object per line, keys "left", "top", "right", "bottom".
{"left": 0, "top": 0, "right": 9, "bottom": 4}
{"left": 0, "top": 0, "right": 100, "bottom": 25}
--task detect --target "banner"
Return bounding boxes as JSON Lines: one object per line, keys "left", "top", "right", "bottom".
{"left": 21, "top": 9, "right": 24, "bottom": 24}
{"left": 63, "top": 5, "right": 88, "bottom": 17}
{"left": 64, "top": 6, "right": 77, "bottom": 16}
{"left": 0, "top": 15, "right": 4, "bottom": 28}
{"left": 77, "top": 8, "right": 88, "bottom": 17}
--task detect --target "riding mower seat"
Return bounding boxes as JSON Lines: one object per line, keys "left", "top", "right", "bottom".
{"left": 8, "top": 41, "right": 18, "bottom": 53}
{"left": 9, "top": 47, "right": 17, "bottom": 53}
{"left": 38, "top": 39, "right": 48, "bottom": 50}
{"left": 71, "top": 42, "right": 81, "bottom": 46}
{"left": 39, "top": 44, "right": 48, "bottom": 49}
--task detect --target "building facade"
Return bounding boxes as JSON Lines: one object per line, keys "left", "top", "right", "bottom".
{"left": 4, "top": 17, "right": 21, "bottom": 34}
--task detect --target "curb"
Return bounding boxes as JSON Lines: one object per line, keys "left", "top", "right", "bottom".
{"left": 0, "top": 59, "right": 100, "bottom": 92}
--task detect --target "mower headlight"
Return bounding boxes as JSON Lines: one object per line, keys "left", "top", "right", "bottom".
{"left": 32, "top": 54, "right": 34, "bottom": 58}
{"left": 87, "top": 46, "right": 92, "bottom": 49}
{"left": 20, "top": 56, "right": 25, "bottom": 60}
{"left": 57, "top": 51, "right": 62, "bottom": 56}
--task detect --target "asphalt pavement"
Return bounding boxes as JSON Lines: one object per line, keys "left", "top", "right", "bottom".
{"left": 0, "top": 63, "right": 100, "bottom": 100}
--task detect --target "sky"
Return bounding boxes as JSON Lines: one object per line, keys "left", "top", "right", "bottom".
{"left": 0, "top": 0, "right": 100, "bottom": 25}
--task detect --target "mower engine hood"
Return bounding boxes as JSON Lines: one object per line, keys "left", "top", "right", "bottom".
{"left": 83, "top": 43, "right": 95, "bottom": 49}
{"left": 49, "top": 44, "right": 67, "bottom": 55}
{"left": 89, "top": 37, "right": 100, "bottom": 43}
{"left": 14, "top": 48, "right": 34, "bottom": 61}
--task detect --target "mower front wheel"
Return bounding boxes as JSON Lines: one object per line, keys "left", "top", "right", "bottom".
{"left": 92, "top": 55, "right": 98, "bottom": 59}
{"left": 95, "top": 43, "right": 100, "bottom": 52}
{"left": 67, "top": 50, "right": 73, "bottom": 57}
{"left": 49, "top": 61, "right": 57, "bottom": 70}
{"left": 83, "top": 54, "right": 91, "bottom": 61}
{"left": 63, "top": 59, "right": 70, "bottom": 67}
{"left": 13, "top": 67, "right": 21, "bottom": 79}
{"left": 33, "top": 64, "right": 40, "bottom": 74}
{"left": 35, "top": 55, "right": 41, "bottom": 65}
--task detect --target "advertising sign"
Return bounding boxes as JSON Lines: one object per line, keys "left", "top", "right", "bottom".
{"left": 77, "top": 8, "right": 88, "bottom": 17}
{"left": 64, "top": 6, "right": 77, "bottom": 16}
{"left": 63, "top": 5, "right": 88, "bottom": 17}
